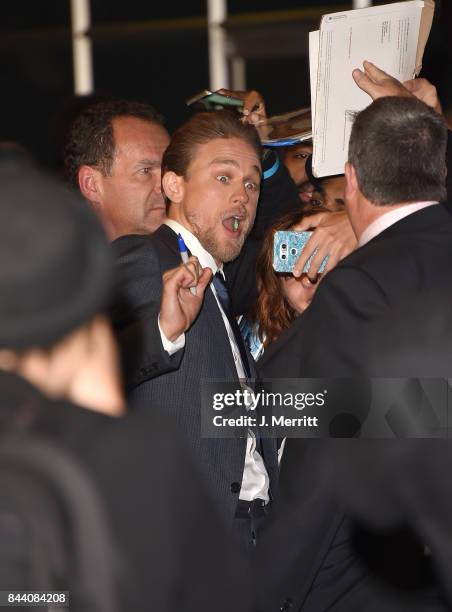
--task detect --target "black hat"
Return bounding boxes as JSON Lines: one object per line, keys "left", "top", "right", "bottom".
{"left": 0, "top": 160, "right": 113, "bottom": 350}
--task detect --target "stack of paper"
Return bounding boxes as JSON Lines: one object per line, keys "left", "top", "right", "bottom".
{"left": 310, "top": 0, "right": 435, "bottom": 178}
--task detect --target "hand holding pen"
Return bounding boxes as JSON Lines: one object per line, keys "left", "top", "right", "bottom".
{"left": 159, "top": 236, "right": 212, "bottom": 342}
{"left": 178, "top": 233, "right": 197, "bottom": 295}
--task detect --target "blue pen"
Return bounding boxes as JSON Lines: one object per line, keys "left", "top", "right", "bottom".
{"left": 177, "top": 233, "right": 196, "bottom": 295}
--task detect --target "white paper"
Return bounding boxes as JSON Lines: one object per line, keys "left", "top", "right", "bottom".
{"left": 312, "top": 1, "right": 426, "bottom": 178}
{"left": 309, "top": 30, "right": 320, "bottom": 129}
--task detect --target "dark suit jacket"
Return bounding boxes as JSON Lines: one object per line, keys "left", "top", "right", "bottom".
{"left": 313, "top": 437, "right": 452, "bottom": 611}
{"left": 256, "top": 203, "right": 452, "bottom": 611}
{"left": 112, "top": 224, "right": 279, "bottom": 525}
{"left": 0, "top": 371, "right": 252, "bottom": 612}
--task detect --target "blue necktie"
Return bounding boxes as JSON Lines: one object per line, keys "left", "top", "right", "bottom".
{"left": 212, "top": 271, "right": 252, "bottom": 380}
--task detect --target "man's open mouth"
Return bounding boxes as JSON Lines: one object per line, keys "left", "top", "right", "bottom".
{"left": 222, "top": 215, "right": 244, "bottom": 235}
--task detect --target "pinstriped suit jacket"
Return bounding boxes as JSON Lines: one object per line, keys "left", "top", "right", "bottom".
{"left": 111, "top": 224, "right": 278, "bottom": 525}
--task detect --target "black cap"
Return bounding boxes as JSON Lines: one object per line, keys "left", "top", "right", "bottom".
{"left": 0, "top": 160, "right": 113, "bottom": 349}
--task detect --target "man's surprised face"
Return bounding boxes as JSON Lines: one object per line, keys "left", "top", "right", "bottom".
{"left": 173, "top": 137, "right": 261, "bottom": 264}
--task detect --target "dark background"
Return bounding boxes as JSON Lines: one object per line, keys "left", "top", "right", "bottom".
{"left": 1, "top": 0, "right": 450, "bottom": 170}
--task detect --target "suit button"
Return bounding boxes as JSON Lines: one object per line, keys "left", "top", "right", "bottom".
{"left": 280, "top": 599, "right": 293, "bottom": 611}
{"left": 230, "top": 482, "right": 241, "bottom": 494}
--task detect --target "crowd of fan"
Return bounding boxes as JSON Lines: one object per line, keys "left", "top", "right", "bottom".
{"left": 0, "top": 61, "right": 452, "bottom": 612}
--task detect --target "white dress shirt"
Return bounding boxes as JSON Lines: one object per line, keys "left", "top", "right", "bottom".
{"left": 358, "top": 201, "right": 438, "bottom": 247}
{"left": 160, "top": 219, "right": 270, "bottom": 503}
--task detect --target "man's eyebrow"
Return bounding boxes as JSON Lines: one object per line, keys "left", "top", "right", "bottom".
{"left": 209, "top": 158, "right": 240, "bottom": 168}
{"left": 209, "top": 158, "right": 261, "bottom": 175}
{"left": 135, "top": 159, "right": 161, "bottom": 167}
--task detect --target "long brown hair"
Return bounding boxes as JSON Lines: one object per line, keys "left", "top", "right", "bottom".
{"left": 253, "top": 207, "right": 327, "bottom": 346}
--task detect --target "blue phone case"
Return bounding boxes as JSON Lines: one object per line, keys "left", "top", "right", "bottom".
{"left": 273, "top": 230, "right": 329, "bottom": 274}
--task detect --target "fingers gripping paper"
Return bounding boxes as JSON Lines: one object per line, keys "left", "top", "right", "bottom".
{"left": 310, "top": 1, "right": 435, "bottom": 178}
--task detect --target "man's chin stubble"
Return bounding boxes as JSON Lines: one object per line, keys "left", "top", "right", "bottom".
{"left": 196, "top": 227, "right": 247, "bottom": 264}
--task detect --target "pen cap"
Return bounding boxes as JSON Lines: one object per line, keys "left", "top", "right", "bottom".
{"left": 177, "top": 233, "right": 188, "bottom": 253}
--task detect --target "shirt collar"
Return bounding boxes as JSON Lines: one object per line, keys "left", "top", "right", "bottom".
{"left": 164, "top": 219, "right": 221, "bottom": 275}
{"left": 358, "top": 201, "right": 439, "bottom": 247}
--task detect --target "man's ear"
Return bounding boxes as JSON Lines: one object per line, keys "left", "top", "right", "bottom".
{"left": 162, "top": 171, "right": 185, "bottom": 204}
{"left": 345, "top": 162, "right": 359, "bottom": 199}
{"left": 78, "top": 165, "right": 103, "bottom": 203}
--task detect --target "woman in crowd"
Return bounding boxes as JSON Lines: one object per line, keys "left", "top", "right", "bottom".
{"left": 240, "top": 207, "right": 330, "bottom": 360}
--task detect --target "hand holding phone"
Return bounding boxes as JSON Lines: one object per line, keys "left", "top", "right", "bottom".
{"left": 273, "top": 230, "right": 329, "bottom": 275}
{"left": 186, "top": 90, "right": 244, "bottom": 111}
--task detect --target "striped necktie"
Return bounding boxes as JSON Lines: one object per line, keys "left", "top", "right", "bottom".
{"left": 212, "top": 271, "right": 252, "bottom": 380}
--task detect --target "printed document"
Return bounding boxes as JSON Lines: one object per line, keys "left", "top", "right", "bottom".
{"left": 310, "top": 0, "right": 434, "bottom": 177}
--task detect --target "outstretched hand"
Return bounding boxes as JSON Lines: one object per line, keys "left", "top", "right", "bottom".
{"left": 159, "top": 257, "right": 212, "bottom": 342}
{"left": 216, "top": 88, "right": 269, "bottom": 138}
{"left": 292, "top": 210, "right": 357, "bottom": 281}
{"left": 352, "top": 61, "right": 412, "bottom": 100}
{"left": 353, "top": 61, "right": 443, "bottom": 115}
{"left": 403, "top": 78, "right": 442, "bottom": 114}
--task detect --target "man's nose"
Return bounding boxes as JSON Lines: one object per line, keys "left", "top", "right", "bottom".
{"left": 232, "top": 183, "right": 249, "bottom": 205}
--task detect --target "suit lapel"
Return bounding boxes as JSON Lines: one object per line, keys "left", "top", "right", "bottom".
{"left": 203, "top": 286, "right": 242, "bottom": 380}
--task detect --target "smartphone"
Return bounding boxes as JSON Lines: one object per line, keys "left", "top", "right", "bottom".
{"left": 186, "top": 90, "right": 244, "bottom": 111}
{"left": 273, "top": 230, "right": 329, "bottom": 274}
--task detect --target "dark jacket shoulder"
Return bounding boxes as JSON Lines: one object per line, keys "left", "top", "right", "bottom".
{"left": 110, "top": 228, "right": 183, "bottom": 390}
